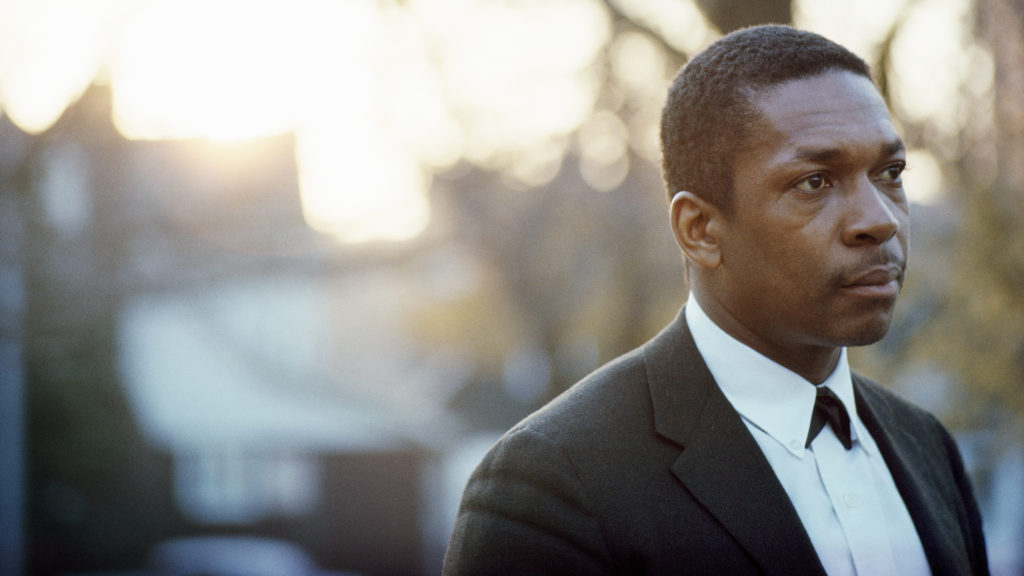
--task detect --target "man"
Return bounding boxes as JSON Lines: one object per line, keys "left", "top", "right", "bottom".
{"left": 443, "top": 25, "right": 988, "bottom": 575}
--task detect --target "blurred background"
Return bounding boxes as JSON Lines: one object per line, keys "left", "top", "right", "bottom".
{"left": 0, "top": 0, "right": 1022, "bottom": 574}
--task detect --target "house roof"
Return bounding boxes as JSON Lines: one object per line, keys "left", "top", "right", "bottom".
{"left": 118, "top": 269, "right": 470, "bottom": 453}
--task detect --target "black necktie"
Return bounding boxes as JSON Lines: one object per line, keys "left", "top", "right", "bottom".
{"left": 805, "top": 386, "right": 853, "bottom": 450}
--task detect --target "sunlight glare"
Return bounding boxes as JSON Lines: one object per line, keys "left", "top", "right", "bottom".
{"left": 502, "top": 137, "right": 567, "bottom": 188}
{"left": 794, "top": 0, "right": 910, "bottom": 62}
{"left": 612, "top": 0, "right": 716, "bottom": 56}
{"left": 0, "top": 0, "right": 128, "bottom": 133}
{"left": 410, "top": 0, "right": 609, "bottom": 184}
{"left": 905, "top": 149, "right": 944, "bottom": 205}
{"left": 110, "top": 0, "right": 300, "bottom": 141}
{"left": 109, "top": 0, "right": 433, "bottom": 242}
{"left": 297, "top": 127, "right": 430, "bottom": 244}
{"left": 376, "top": 6, "right": 465, "bottom": 171}
{"left": 888, "top": 0, "right": 976, "bottom": 135}
{"left": 578, "top": 111, "right": 630, "bottom": 191}
{"left": 292, "top": 2, "right": 430, "bottom": 243}
{"left": 5, "top": 0, "right": 618, "bottom": 242}
{"left": 610, "top": 32, "right": 668, "bottom": 98}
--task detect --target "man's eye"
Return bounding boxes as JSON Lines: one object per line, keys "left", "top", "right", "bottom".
{"left": 794, "top": 174, "right": 830, "bottom": 193}
{"left": 880, "top": 163, "right": 905, "bottom": 183}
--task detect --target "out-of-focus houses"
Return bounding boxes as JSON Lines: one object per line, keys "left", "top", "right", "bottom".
{"left": 8, "top": 85, "right": 500, "bottom": 576}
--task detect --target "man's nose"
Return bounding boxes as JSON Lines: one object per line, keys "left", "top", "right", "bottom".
{"left": 841, "top": 177, "right": 902, "bottom": 246}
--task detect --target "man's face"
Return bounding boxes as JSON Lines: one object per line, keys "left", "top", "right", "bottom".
{"left": 710, "top": 70, "right": 909, "bottom": 357}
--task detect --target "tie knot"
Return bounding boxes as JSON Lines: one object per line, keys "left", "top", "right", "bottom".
{"left": 805, "top": 386, "right": 853, "bottom": 450}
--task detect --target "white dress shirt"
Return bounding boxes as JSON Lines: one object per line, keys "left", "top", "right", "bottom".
{"left": 685, "top": 296, "right": 931, "bottom": 576}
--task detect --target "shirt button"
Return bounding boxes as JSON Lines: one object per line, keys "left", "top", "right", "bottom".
{"left": 790, "top": 440, "right": 802, "bottom": 451}
{"left": 843, "top": 493, "right": 858, "bottom": 508}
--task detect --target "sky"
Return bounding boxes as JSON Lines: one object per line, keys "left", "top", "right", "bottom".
{"left": 0, "top": 0, "right": 982, "bottom": 242}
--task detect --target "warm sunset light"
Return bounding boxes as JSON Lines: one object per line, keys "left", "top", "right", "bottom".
{"left": 105, "top": 0, "right": 436, "bottom": 242}
{"left": 109, "top": 0, "right": 302, "bottom": 142}
{"left": 0, "top": 0, "right": 117, "bottom": 133}
{"left": 0, "top": 0, "right": 975, "bottom": 239}
{"left": 111, "top": 0, "right": 596, "bottom": 242}
{"left": 106, "top": 0, "right": 609, "bottom": 243}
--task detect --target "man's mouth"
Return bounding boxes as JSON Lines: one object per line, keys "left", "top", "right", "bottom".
{"left": 841, "top": 264, "right": 903, "bottom": 298}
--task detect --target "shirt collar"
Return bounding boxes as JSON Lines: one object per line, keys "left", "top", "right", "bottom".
{"left": 685, "top": 294, "right": 870, "bottom": 457}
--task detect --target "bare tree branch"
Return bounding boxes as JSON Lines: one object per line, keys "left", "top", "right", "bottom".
{"left": 599, "top": 0, "right": 692, "bottom": 64}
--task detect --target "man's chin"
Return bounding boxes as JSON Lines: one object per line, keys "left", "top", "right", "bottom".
{"left": 840, "top": 316, "right": 895, "bottom": 347}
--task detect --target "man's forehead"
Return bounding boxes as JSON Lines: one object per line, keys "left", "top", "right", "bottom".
{"left": 737, "top": 71, "right": 903, "bottom": 167}
{"left": 753, "top": 72, "right": 894, "bottom": 130}
{"left": 754, "top": 70, "right": 887, "bottom": 114}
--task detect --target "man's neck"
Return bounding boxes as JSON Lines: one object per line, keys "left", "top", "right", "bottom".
{"left": 688, "top": 291, "right": 842, "bottom": 385}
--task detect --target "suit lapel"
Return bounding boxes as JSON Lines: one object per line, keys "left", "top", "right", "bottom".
{"left": 644, "top": 309, "right": 826, "bottom": 576}
{"left": 854, "top": 378, "right": 973, "bottom": 576}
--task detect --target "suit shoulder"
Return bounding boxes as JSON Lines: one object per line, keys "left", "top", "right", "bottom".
{"left": 509, "top": 346, "right": 649, "bottom": 443}
{"left": 853, "top": 372, "right": 956, "bottom": 446}
{"left": 854, "top": 373, "right": 939, "bottom": 420}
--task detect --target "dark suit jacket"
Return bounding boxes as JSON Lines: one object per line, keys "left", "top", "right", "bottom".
{"left": 443, "top": 308, "right": 989, "bottom": 575}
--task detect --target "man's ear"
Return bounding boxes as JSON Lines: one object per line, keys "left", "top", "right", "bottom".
{"left": 669, "top": 191, "right": 722, "bottom": 270}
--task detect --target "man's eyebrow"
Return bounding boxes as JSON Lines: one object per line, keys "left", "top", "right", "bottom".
{"left": 792, "top": 147, "right": 843, "bottom": 163}
{"left": 883, "top": 138, "right": 906, "bottom": 158}
{"left": 790, "top": 138, "right": 906, "bottom": 163}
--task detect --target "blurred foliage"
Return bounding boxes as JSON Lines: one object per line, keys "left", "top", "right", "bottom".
{"left": 898, "top": 0, "right": 1024, "bottom": 441}
{"left": 694, "top": 0, "right": 791, "bottom": 32}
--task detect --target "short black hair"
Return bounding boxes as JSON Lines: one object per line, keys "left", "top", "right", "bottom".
{"left": 660, "top": 25, "right": 872, "bottom": 212}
